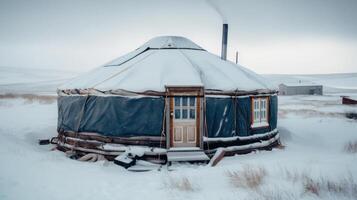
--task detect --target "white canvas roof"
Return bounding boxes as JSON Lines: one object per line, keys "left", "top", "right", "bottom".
{"left": 60, "top": 36, "right": 277, "bottom": 93}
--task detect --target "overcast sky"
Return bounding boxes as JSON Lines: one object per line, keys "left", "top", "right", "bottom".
{"left": 1, "top": 0, "right": 357, "bottom": 74}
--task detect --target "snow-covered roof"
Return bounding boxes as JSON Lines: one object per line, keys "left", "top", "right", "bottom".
{"left": 60, "top": 36, "right": 277, "bottom": 93}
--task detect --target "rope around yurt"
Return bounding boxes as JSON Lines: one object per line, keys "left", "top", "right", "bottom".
{"left": 233, "top": 90, "right": 238, "bottom": 136}
{"left": 204, "top": 96, "right": 210, "bottom": 154}
{"left": 158, "top": 92, "right": 168, "bottom": 162}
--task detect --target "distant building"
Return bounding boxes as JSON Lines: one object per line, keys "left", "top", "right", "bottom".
{"left": 279, "top": 83, "right": 323, "bottom": 95}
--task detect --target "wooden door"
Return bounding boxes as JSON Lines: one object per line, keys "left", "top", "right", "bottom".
{"left": 166, "top": 86, "right": 203, "bottom": 149}
{"left": 172, "top": 96, "right": 197, "bottom": 147}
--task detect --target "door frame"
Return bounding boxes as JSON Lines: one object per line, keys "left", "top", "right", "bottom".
{"left": 165, "top": 86, "right": 204, "bottom": 149}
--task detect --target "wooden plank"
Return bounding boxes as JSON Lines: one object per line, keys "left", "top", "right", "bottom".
{"left": 203, "top": 130, "right": 279, "bottom": 150}
{"left": 208, "top": 148, "right": 226, "bottom": 167}
{"left": 60, "top": 131, "right": 165, "bottom": 147}
{"left": 250, "top": 97, "right": 254, "bottom": 127}
{"left": 54, "top": 132, "right": 280, "bottom": 163}
{"left": 196, "top": 96, "right": 200, "bottom": 147}
{"left": 165, "top": 86, "right": 204, "bottom": 96}
{"left": 267, "top": 96, "right": 270, "bottom": 125}
{"left": 169, "top": 96, "right": 174, "bottom": 148}
{"left": 165, "top": 96, "right": 171, "bottom": 149}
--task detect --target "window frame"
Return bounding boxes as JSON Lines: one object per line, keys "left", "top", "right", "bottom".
{"left": 174, "top": 96, "right": 196, "bottom": 121}
{"left": 251, "top": 97, "right": 269, "bottom": 128}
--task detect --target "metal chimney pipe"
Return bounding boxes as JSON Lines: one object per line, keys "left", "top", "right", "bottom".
{"left": 235, "top": 51, "right": 239, "bottom": 64}
{"left": 221, "top": 23, "right": 228, "bottom": 60}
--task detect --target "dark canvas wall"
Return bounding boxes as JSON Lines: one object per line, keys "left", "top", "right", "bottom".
{"left": 269, "top": 95, "right": 278, "bottom": 130}
{"left": 57, "top": 95, "right": 278, "bottom": 138}
{"left": 58, "top": 96, "right": 87, "bottom": 132}
{"left": 58, "top": 96, "right": 165, "bottom": 137}
{"left": 205, "top": 95, "right": 278, "bottom": 137}
{"left": 205, "top": 98, "right": 235, "bottom": 137}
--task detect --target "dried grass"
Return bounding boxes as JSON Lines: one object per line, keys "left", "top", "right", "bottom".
{"left": 282, "top": 168, "right": 357, "bottom": 198}
{"left": 0, "top": 93, "right": 56, "bottom": 104}
{"left": 283, "top": 168, "right": 308, "bottom": 183}
{"left": 344, "top": 141, "right": 357, "bottom": 153}
{"left": 275, "top": 142, "right": 286, "bottom": 150}
{"left": 303, "top": 177, "right": 320, "bottom": 196}
{"left": 165, "top": 176, "right": 196, "bottom": 192}
{"left": 227, "top": 165, "right": 267, "bottom": 190}
{"left": 302, "top": 174, "right": 357, "bottom": 198}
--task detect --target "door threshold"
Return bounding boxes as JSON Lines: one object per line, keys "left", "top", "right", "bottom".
{"left": 167, "top": 149, "right": 210, "bottom": 162}
{"left": 168, "top": 147, "right": 201, "bottom": 152}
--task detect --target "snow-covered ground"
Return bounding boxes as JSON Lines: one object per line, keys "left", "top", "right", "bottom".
{"left": 0, "top": 69, "right": 356, "bottom": 200}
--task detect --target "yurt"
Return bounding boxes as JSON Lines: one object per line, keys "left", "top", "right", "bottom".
{"left": 54, "top": 36, "right": 279, "bottom": 164}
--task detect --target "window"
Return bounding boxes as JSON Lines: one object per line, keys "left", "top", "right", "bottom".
{"left": 174, "top": 96, "right": 196, "bottom": 120}
{"left": 251, "top": 97, "right": 269, "bottom": 128}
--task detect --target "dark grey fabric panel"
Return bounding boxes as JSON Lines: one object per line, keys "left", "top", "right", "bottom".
{"left": 57, "top": 96, "right": 87, "bottom": 132}
{"left": 269, "top": 95, "right": 278, "bottom": 130}
{"left": 58, "top": 95, "right": 277, "bottom": 139}
{"left": 58, "top": 96, "right": 165, "bottom": 137}
{"left": 236, "top": 97, "right": 250, "bottom": 137}
{"left": 206, "top": 97, "right": 236, "bottom": 137}
{"left": 206, "top": 96, "right": 278, "bottom": 138}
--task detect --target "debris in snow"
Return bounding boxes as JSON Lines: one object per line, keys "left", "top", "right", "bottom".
{"left": 64, "top": 150, "right": 79, "bottom": 160}
{"left": 113, "top": 146, "right": 156, "bottom": 169}
{"left": 78, "top": 153, "right": 106, "bottom": 162}
{"left": 345, "top": 112, "right": 357, "bottom": 120}
{"left": 126, "top": 146, "right": 146, "bottom": 157}
{"left": 114, "top": 153, "right": 136, "bottom": 169}
{"left": 38, "top": 139, "right": 50, "bottom": 145}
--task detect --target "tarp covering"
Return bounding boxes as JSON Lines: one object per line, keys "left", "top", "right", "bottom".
{"left": 205, "top": 96, "right": 278, "bottom": 137}
{"left": 58, "top": 96, "right": 87, "bottom": 132}
{"left": 206, "top": 98, "right": 235, "bottom": 137}
{"left": 236, "top": 97, "right": 251, "bottom": 137}
{"left": 58, "top": 95, "right": 278, "bottom": 138}
{"left": 58, "top": 96, "right": 165, "bottom": 137}
{"left": 269, "top": 95, "right": 278, "bottom": 130}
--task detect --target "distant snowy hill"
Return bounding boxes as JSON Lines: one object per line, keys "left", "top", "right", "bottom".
{"left": 263, "top": 73, "right": 357, "bottom": 94}
{"left": 0, "top": 67, "right": 80, "bottom": 94}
